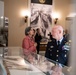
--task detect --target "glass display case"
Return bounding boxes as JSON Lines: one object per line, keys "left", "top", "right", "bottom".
{"left": 0, "top": 54, "right": 7, "bottom": 75}
{"left": 0, "top": 47, "right": 71, "bottom": 75}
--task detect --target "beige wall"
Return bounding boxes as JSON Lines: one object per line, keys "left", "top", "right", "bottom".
{"left": 53, "top": 0, "right": 70, "bottom": 29}
{"left": 4, "top": 0, "right": 28, "bottom": 46}
{"left": 4, "top": 0, "right": 70, "bottom": 46}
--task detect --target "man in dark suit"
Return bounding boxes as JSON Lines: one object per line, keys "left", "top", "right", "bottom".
{"left": 35, "top": 28, "right": 42, "bottom": 54}
{"left": 45, "top": 25, "right": 70, "bottom": 66}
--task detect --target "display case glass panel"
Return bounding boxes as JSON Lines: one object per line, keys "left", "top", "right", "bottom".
{"left": 0, "top": 47, "right": 71, "bottom": 75}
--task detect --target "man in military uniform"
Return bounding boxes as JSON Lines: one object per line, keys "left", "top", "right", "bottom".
{"left": 45, "top": 25, "right": 70, "bottom": 66}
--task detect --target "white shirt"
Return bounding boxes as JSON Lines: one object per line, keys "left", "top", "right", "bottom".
{"left": 57, "top": 37, "right": 63, "bottom": 45}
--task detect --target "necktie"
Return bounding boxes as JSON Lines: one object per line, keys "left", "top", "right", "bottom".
{"left": 57, "top": 41, "right": 60, "bottom": 47}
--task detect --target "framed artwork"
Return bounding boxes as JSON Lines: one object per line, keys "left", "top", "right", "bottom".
{"left": 30, "top": 0, "right": 53, "bottom": 39}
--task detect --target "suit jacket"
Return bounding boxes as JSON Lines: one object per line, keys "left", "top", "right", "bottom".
{"left": 35, "top": 33, "right": 42, "bottom": 44}
{"left": 45, "top": 37, "right": 70, "bottom": 66}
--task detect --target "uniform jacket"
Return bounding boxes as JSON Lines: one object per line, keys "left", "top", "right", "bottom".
{"left": 22, "top": 36, "right": 36, "bottom": 54}
{"left": 45, "top": 37, "right": 70, "bottom": 66}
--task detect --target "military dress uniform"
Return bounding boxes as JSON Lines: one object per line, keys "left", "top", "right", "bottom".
{"left": 45, "top": 38, "right": 70, "bottom": 66}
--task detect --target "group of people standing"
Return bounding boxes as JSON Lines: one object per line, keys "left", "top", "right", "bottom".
{"left": 22, "top": 25, "right": 70, "bottom": 66}
{"left": 22, "top": 27, "right": 42, "bottom": 54}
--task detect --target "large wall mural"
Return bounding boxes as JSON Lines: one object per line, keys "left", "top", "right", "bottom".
{"left": 30, "top": 0, "right": 52, "bottom": 39}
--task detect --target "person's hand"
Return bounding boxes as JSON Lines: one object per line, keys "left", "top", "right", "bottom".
{"left": 34, "top": 43, "right": 37, "bottom": 47}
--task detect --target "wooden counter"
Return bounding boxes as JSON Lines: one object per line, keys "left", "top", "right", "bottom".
{"left": 40, "top": 42, "right": 48, "bottom": 51}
